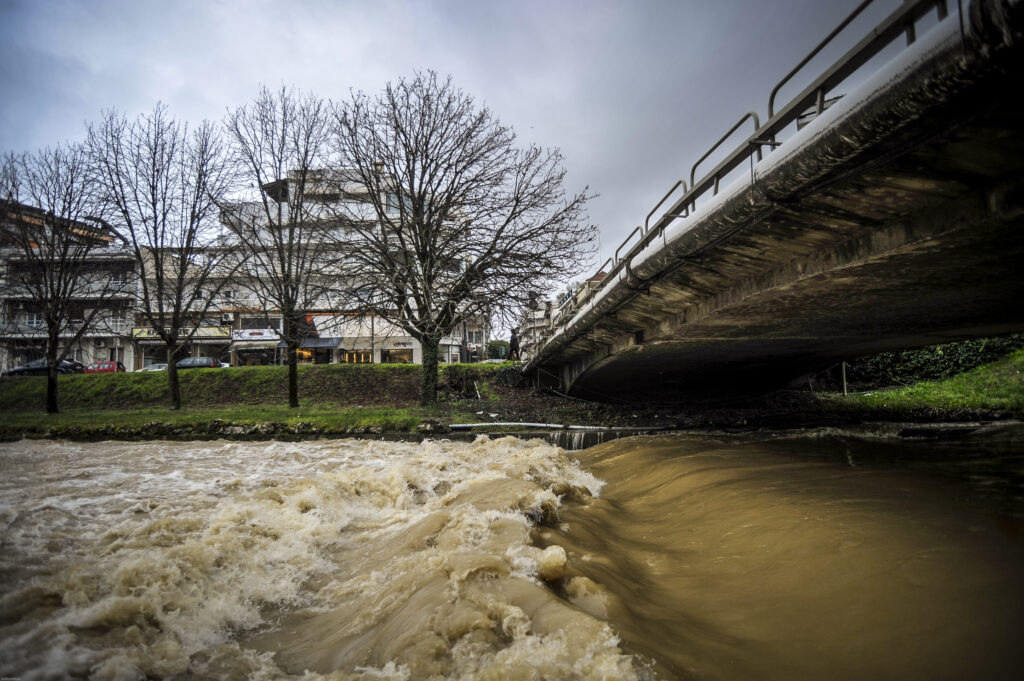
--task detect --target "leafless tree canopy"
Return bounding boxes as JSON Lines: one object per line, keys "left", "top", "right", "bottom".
{"left": 222, "top": 86, "right": 339, "bottom": 407}
{"left": 1, "top": 145, "right": 129, "bottom": 413}
{"left": 87, "top": 104, "right": 239, "bottom": 409}
{"left": 332, "top": 71, "right": 595, "bottom": 403}
{"left": 1, "top": 75, "right": 594, "bottom": 409}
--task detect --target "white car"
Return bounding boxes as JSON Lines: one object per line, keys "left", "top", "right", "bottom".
{"left": 141, "top": 363, "right": 167, "bottom": 371}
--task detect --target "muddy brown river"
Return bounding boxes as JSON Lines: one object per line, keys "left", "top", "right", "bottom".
{"left": 1, "top": 429, "right": 1021, "bottom": 680}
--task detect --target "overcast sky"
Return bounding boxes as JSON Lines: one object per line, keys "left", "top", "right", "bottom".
{"left": 1, "top": 0, "right": 902, "bottom": 271}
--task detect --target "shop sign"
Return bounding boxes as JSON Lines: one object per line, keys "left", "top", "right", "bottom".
{"left": 379, "top": 337, "right": 416, "bottom": 349}
{"left": 232, "top": 329, "right": 281, "bottom": 341}
{"left": 132, "top": 326, "right": 230, "bottom": 339}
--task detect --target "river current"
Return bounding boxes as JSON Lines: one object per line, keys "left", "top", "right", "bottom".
{"left": 1, "top": 430, "right": 1021, "bottom": 680}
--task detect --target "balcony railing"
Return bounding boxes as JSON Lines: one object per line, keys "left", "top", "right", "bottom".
{"left": 0, "top": 320, "right": 131, "bottom": 338}
{"left": 0, "top": 280, "right": 134, "bottom": 300}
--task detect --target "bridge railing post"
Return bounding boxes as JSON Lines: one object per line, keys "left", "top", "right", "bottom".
{"left": 688, "top": 111, "right": 761, "bottom": 213}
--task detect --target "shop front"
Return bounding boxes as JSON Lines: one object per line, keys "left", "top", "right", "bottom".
{"left": 380, "top": 338, "right": 415, "bottom": 364}
{"left": 274, "top": 337, "right": 342, "bottom": 364}
{"left": 132, "top": 326, "right": 231, "bottom": 370}
{"left": 231, "top": 329, "right": 281, "bottom": 366}
{"left": 441, "top": 337, "right": 461, "bottom": 363}
{"left": 344, "top": 349, "right": 374, "bottom": 364}
{"left": 302, "top": 337, "right": 341, "bottom": 364}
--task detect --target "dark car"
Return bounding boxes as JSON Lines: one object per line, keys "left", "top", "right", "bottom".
{"left": 176, "top": 356, "right": 221, "bottom": 370}
{"left": 84, "top": 361, "right": 127, "bottom": 374}
{"left": 2, "top": 358, "right": 84, "bottom": 376}
{"left": 64, "top": 359, "right": 86, "bottom": 373}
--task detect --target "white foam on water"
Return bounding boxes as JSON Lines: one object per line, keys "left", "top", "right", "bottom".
{"left": 0, "top": 436, "right": 636, "bottom": 681}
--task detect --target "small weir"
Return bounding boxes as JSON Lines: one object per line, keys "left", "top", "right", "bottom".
{"left": 449, "top": 423, "right": 671, "bottom": 450}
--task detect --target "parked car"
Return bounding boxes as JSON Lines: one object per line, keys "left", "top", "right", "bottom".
{"left": 2, "top": 358, "right": 84, "bottom": 376}
{"left": 85, "top": 361, "right": 127, "bottom": 374}
{"left": 176, "top": 357, "right": 221, "bottom": 370}
{"left": 141, "top": 363, "right": 168, "bottom": 371}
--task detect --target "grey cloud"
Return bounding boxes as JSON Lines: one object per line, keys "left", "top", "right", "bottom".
{"left": 1, "top": 0, "right": 884, "bottom": 266}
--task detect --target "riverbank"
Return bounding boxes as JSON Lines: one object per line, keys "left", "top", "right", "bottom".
{"left": 1, "top": 351, "right": 1021, "bottom": 442}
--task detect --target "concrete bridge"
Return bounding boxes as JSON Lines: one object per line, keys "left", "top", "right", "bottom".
{"left": 525, "top": 0, "right": 1024, "bottom": 403}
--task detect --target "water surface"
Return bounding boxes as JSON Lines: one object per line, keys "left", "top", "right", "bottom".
{"left": 1, "top": 430, "right": 1021, "bottom": 680}
{"left": 556, "top": 428, "right": 1024, "bottom": 680}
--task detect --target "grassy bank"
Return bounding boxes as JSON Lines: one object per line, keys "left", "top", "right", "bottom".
{"left": 0, "top": 405, "right": 469, "bottom": 441}
{"left": 825, "top": 348, "right": 1024, "bottom": 416}
{"left": 0, "top": 363, "right": 519, "bottom": 440}
{"left": 0, "top": 352, "right": 1021, "bottom": 441}
{"left": 0, "top": 362, "right": 425, "bottom": 412}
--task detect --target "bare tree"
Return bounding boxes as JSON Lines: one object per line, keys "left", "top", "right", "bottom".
{"left": 87, "top": 104, "right": 240, "bottom": 410}
{"left": 332, "top": 71, "right": 595, "bottom": 405}
{"left": 222, "top": 86, "right": 339, "bottom": 408}
{"left": 0, "top": 146, "right": 131, "bottom": 413}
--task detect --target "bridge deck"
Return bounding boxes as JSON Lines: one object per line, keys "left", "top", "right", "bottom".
{"left": 528, "top": 1, "right": 1024, "bottom": 402}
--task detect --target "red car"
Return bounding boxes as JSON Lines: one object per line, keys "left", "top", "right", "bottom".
{"left": 85, "top": 361, "right": 127, "bottom": 373}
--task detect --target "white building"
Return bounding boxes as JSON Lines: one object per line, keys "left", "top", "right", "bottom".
{"left": 0, "top": 202, "right": 137, "bottom": 371}
{"left": 1, "top": 173, "right": 492, "bottom": 371}
{"left": 205, "top": 169, "right": 490, "bottom": 367}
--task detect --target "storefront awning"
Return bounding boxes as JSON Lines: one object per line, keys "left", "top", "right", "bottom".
{"left": 233, "top": 340, "right": 281, "bottom": 349}
{"left": 276, "top": 338, "right": 343, "bottom": 349}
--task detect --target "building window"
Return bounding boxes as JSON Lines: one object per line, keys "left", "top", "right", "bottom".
{"left": 241, "top": 317, "right": 281, "bottom": 331}
{"left": 385, "top": 192, "right": 412, "bottom": 216}
{"left": 345, "top": 351, "right": 372, "bottom": 364}
{"left": 381, "top": 349, "right": 413, "bottom": 364}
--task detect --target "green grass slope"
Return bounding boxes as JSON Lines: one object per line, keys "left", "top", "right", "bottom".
{"left": 0, "top": 363, "right": 423, "bottom": 413}
{"left": 833, "top": 348, "right": 1024, "bottom": 414}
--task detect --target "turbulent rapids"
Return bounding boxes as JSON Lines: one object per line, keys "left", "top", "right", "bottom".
{"left": 1, "top": 431, "right": 1022, "bottom": 680}
{"left": 0, "top": 437, "right": 633, "bottom": 680}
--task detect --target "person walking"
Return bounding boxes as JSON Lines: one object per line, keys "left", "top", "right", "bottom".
{"left": 509, "top": 329, "right": 521, "bottom": 361}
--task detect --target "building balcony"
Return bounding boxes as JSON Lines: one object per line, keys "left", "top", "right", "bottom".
{"left": 0, "top": 280, "right": 134, "bottom": 301}
{"left": 0, "top": 320, "right": 131, "bottom": 339}
{"left": 0, "top": 321, "right": 46, "bottom": 337}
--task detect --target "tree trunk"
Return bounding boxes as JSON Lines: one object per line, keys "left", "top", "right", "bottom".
{"left": 166, "top": 344, "right": 182, "bottom": 411}
{"left": 45, "top": 361, "right": 59, "bottom": 414}
{"left": 420, "top": 334, "right": 441, "bottom": 407}
{"left": 44, "top": 335, "right": 60, "bottom": 414}
{"left": 288, "top": 343, "right": 299, "bottom": 408}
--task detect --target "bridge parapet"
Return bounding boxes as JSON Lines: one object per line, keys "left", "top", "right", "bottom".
{"left": 525, "top": 0, "right": 1024, "bottom": 401}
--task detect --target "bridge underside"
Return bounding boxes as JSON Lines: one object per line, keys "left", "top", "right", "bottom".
{"left": 570, "top": 200, "right": 1024, "bottom": 402}
{"left": 542, "top": 24, "right": 1024, "bottom": 403}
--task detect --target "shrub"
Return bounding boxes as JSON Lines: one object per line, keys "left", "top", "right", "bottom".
{"left": 839, "top": 334, "right": 1024, "bottom": 389}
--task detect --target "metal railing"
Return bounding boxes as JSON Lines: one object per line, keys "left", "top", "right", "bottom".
{"left": 0, "top": 280, "right": 134, "bottom": 299}
{"left": 537, "top": 0, "right": 953, "bottom": 346}
{"left": 0, "top": 320, "right": 131, "bottom": 338}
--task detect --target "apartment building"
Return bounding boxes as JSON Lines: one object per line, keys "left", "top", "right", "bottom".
{"left": 1, "top": 173, "right": 491, "bottom": 371}
{"left": 515, "top": 271, "right": 607, "bottom": 362}
{"left": 0, "top": 202, "right": 136, "bottom": 370}
{"left": 207, "top": 169, "right": 489, "bottom": 367}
